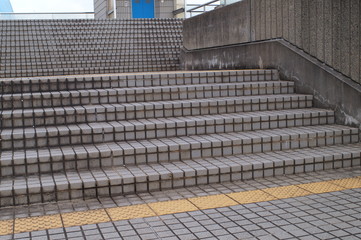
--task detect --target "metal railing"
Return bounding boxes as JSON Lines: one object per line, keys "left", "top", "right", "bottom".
{"left": 187, "top": 0, "right": 221, "bottom": 17}
{"left": 0, "top": 12, "right": 95, "bottom": 20}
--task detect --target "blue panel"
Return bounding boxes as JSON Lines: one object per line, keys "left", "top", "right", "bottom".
{"left": 132, "top": 0, "right": 154, "bottom": 18}
{"left": 0, "top": 0, "right": 13, "bottom": 12}
{"left": 142, "top": 0, "right": 154, "bottom": 18}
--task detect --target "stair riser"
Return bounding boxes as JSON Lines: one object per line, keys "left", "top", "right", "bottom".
{"left": 1, "top": 48, "right": 180, "bottom": 58}
{"left": 2, "top": 150, "right": 360, "bottom": 207}
{"left": 0, "top": 96, "right": 312, "bottom": 128}
{"left": 0, "top": 111, "right": 335, "bottom": 150}
{"left": 0, "top": 70, "right": 279, "bottom": 94}
{"left": 0, "top": 37, "right": 182, "bottom": 45}
{"left": 0, "top": 40, "right": 182, "bottom": 50}
{"left": 0, "top": 27, "right": 182, "bottom": 32}
{"left": 0, "top": 43, "right": 181, "bottom": 51}
{"left": 2, "top": 129, "right": 358, "bottom": 177}
{"left": 0, "top": 26, "right": 182, "bottom": 31}
{"left": 1, "top": 83, "right": 294, "bottom": 110}
{"left": 1, "top": 58, "right": 180, "bottom": 71}
{"left": 0, "top": 45, "right": 181, "bottom": 54}
{"left": 0, "top": 31, "right": 182, "bottom": 37}
{"left": 0, "top": 64, "right": 181, "bottom": 79}
{"left": 1, "top": 51, "right": 181, "bottom": 62}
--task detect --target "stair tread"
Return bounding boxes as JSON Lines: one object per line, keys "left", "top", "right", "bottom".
{"left": 0, "top": 69, "right": 277, "bottom": 82}
{"left": 1, "top": 94, "right": 313, "bottom": 116}
{"left": 1, "top": 108, "right": 334, "bottom": 138}
{"left": 1, "top": 124, "right": 358, "bottom": 162}
{"left": 2, "top": 81, "right": 294, "bottom": 98}
{"left": 1, "top": 143, "right": 360, "bottom": 194}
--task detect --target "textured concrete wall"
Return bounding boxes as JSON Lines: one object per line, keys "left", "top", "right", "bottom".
{"left": 181, "top": 39, "right": 361, "bottom": 130}
{"left": 183, "top": 0, "right": 251, "bottom": 50}
{"left": 183, "top": 0, "right": 361, "bottom": 85}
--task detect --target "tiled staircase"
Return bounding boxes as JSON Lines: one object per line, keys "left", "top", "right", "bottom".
{"left": 0, "top": 19, "right": 182, "bottom": 78}
{"left": 0, "top": 20, "right": 360, "bottom": 207}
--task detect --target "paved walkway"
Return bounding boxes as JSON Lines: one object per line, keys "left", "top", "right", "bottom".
{"left": 1, "top": 167, "right": 361, "bottom": 240}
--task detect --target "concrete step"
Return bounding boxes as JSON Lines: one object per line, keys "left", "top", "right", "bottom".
{"left": 0, "top": 31, "right": 182, "bottom": 40}
{"left": 1, "top": 49, "right": 181, "bottom": 62}
{"left": 0, "top": 20, "right": 183, "bottom": 29}
{"left": 0, "top": 94, "right": 313, "bottom": 128}
{"left": 0, "top": 62, "right": 180, "bottom": 78}
{"left": 0, "top": 70, "right": 278, "bottom": 94}
{"left": 0, "top": 39, "right": 182, "bottom": 49}
{"left": 1, "top": 124, "right": 358, "bottom": 177}
{"left": 0, "top": 108, "right": 335, "bottom": 150}
{"left": 0, "top": 81, "right": 294, "bottom": 110}
{"left": 1, "top": 143, "right": 360, "bottom": 207}
{"left": 0, "top": 45, "right": 179, "bottom": 57}
{"left": 1, "top": 33, "right": 181, "bottom": 39}
{"left": 0, "top": 33, "right": 182, "bottom": 42}
{"left": 0, "top": 22, "right": 182, "bottom": 28}
{"left": 1, "top": 45, "right": 180, "bottom": 54}
{"left": 0, "top": 57, "right": 180, "bottom": 71}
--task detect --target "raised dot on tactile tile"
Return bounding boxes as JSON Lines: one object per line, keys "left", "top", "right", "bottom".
{"left": 14, "top": 214, "right": 62, "bottom": 233}
{"left": 148, "top": 199, "right": 198, "bottom": 215}
{"left": 106, "top": 204, "right": 156, "bottom": 221}
{"left": 61, "top": 209, "right": 110, "bottom": 228}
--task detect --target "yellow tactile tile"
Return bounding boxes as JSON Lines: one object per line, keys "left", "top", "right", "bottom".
{"left": 107, "top": 204, "right": 156, "bottom": 221}
{"left": 227, "top": 189, "right": 277, "bottom": 204}
{"left": 148, "top": 199, "right": 198, "bottom": 215}
{"left": 62, "top": 209, "right": 110, "bottom": 228}
{"left": 329, "top": 177, "right": 361, "bottom": 189}
{"left": 0, "top": 220, "right": 14, "bottom": 236}
{"left": 14, "top": 214, "right": 62, "bottom": 233}
{"left": 188, "top": 194, "right": 238, "bottom": 210}
{"left": 297, "top": 181, "right": 346, "bottom": 194}
{"left": 263, "top": 185, "right": 312, "bottom": 199}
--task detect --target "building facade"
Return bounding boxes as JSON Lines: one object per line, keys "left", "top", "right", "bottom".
{"left": 94, "top": 0, "right": 184, "bottom": 19}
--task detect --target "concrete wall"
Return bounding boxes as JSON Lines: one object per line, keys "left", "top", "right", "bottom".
{"left": 183, "top": 0, "right": 361, "bottom": 85}
{"left": 181, "top": 39, "right": 361, "bottom": 129}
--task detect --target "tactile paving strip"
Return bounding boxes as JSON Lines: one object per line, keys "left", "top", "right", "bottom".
{"left": 227, "top": 189, "right": 277, "bottom": 204}
{"left": 188, "top": 194, "right": 238, "bottom": 210}
{"left": 62, "top": 209, "right": 110, "bottom": 228}
{"left": 107, "top": 204, "right": 156, "bottom": 221}
{"left": 1, "top": 176, "right": 360, "bottom": 236}
{"left": 14, "top": 215, "right": 62, "bottom": 233}
{"left": 0, "top": 220, "right": 13, "bottom": 235}
{"left": 262, "top": 185, "right": 312, "bottom": 199}
{"left": 148, "top": 199, "right": 198, "bottom": 215}
{"left": 329, "top": 177, "right": 361, "bottom": 189}
{"left": 297, "top": 181, "right": 346, "bottom": 194}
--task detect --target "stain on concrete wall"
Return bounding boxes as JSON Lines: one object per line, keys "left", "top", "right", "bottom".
{"left": 183, "top": 0, "right": 361, "bottom": 85}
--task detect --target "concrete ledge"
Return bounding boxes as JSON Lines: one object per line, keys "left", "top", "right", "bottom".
{"left": 181, "top": 39, "right": 361, "bottom": 131}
